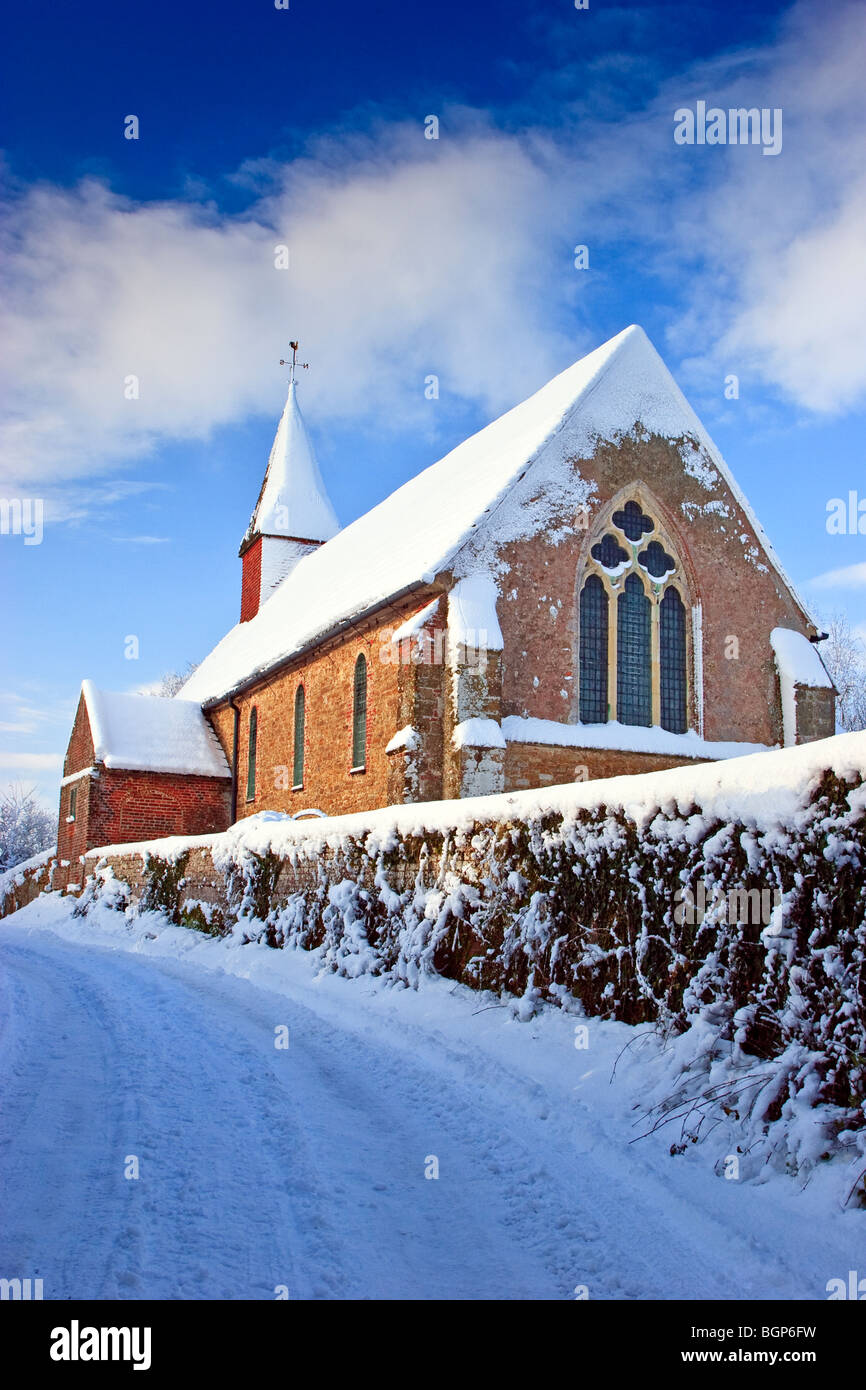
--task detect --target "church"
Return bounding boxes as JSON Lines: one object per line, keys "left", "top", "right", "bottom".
{"left": 55, "top": 325, "right": 835, "bottom": 883}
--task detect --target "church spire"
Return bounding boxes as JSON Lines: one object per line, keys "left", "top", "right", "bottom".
{"left": 239, "top": 349, "right": 340, "bottom": 623}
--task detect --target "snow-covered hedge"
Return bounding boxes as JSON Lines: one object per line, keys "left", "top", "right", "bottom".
{"left": 76, "top": 732, "right": 866, "bottom": 1187}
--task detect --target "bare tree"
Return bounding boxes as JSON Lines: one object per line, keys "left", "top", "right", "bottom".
{"left": 154, "top": 660, "right": 200, "bottom": 697}
{"left": 815, "top": 611, "right": 866, "bottom": 733}
{"left": 0, "top": 784, "right": 55, "bottom": 873}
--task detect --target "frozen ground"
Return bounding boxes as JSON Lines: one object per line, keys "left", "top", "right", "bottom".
{"left": 0, "top": 892, "right": 862, "bottom": 1301}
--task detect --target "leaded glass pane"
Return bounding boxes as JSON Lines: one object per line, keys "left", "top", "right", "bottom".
{"left": 660, "top": 586, "right": 687, "bottom": 733}
{"left": 638, "top": 539, "right": 675, "bottom": 579}
{"left": 579, "top": 574, "right": 608, "bottom": 723}
{"left": 617, "top": 574, "right": 651, "bottom": 726}
{"left": 612, "top": 499, "right": 653, "bottom": 542}
{"left": 590, "top": 533, "right": 629, "bottom": 570}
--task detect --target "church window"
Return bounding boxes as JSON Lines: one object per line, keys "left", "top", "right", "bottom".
{"left": 579, "top": 574, "right": 608, "bottom": 722}
{"left": 660, "top": 587, "right": 687, "bottom": 734}
{"left": 617, "top": 574, "right": 652, "bottom": 727}
{"left": 612, "top": 499, "right": 654, "bottom": 542}
{"left": 292, "top": 686, "right": 305, "bottom": 788}
{"left": 352, "top": 655, "right": 367, "bottom": 770}
{"left": 246, "top": 707, "right": 257, "bottom": 801}
{"left": 578, "top": 495, "right": 692, "bottom": 732}
{"left": 69, "top": 786, "right": 77, "bottom": 822}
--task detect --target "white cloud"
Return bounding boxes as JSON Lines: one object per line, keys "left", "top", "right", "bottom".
{"left": 1, "top": 0, "right": 865, "bottom": 517}
{"left": 0, "top": 127, "right": 575, "bottom": 508}
{"left": 808, "top": 562, "right": 866, "bottom": 590}
{"left": 0, "top": 751, "right": 63, "bottom": 770}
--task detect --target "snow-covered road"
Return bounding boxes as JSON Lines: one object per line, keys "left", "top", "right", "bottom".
{"left": 1, "top": 898, "right": 863, "bottom": 1300}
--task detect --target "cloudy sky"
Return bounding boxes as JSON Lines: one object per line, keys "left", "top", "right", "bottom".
{"left": 2, "top": 0, "right": 865, "bottom": 807}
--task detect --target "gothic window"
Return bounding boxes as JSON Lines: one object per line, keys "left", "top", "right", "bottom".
{"left": 590, "top": 534, "right": 629, "bottom": 571}
{"left": 660, "top": 587, "right": 687, "bottom": 734}
{"left": 612, "top": 499, "right": 654, "bottom": 542}
{"left": 246, "top": 707, "right": 257, "bottom": 801}
{"left": 69, "top": 786, "right": 77, "bottom": 821}
{"left": 638, "top": 540, "right": 675, "bottom": 580}
{"left": 578, "top": 496, "right": 692, "bottom": 732}
{"left": 352, "top": 654, "right": 367, "bottom": 770}
{"left": 292, "top": 685, "right": 305, "bottom": 788}
{"left": 579, "top": 575, "right": 609, "bottom": 722}
{"left": 617, "top": 574, "right": 652, "bottom": 727}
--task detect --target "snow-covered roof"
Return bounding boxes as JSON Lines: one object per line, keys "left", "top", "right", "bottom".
{"left": 244, "top": 381, "right": 340, "bottom": 546}
{"left": 770, "top": 628, "right": 834, "bottom": 748}
{"left": 81, "top": 681, "right": 230, "bottom": 778}
{"left": 182, "top": 326, "right": 812, "bottom": 708}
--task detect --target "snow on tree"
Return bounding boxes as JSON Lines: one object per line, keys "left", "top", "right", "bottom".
{"left": 816, "top": 611, "right": 866, "bottom": 732}
{"left": 0, "top": 784, "right": 55, "bottom": 873}
{"left": 154, "top": 661, "right": 200, "bottom": 698}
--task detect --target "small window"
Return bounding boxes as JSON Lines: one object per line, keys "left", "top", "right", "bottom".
{"left": 351, "top": 654, "right": 367, "bottom": 770}
{"left": 617, "top": 573, "right": 652, "bottom": 727}
{"left": 292, "top": 685, "right": 305, "bottom": 789}
{"left": 69, "top": 785, "right": 78, "bottom": 822}
{"left": 246, "top": 707, "right": 257, "bottom": 801}
{"left": 660, "top": 586, "right": 687, "bottom": 734}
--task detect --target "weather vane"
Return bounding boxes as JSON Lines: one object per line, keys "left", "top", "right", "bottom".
{"left": 279, "top": 340, "right": 309, "bottom": 384}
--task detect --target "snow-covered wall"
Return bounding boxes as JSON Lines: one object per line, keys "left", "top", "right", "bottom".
{"left": 58, "top": 731, "right": 866, "bottom": 1178}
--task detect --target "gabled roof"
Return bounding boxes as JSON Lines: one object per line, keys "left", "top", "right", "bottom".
{"left": 181, "top": 325, "right": 812, "bottom": 708}
{"left": 81, "top": 681, "right": 230, "bottom": 777}
{"left": 242, "top": 381, "right": 340, "bottom": 549}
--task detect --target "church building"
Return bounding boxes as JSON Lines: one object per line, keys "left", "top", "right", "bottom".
{"left": 56, "top": 325, "right": 835, "bottom": 881}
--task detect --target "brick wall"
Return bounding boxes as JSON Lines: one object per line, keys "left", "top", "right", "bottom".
{"left": 55, "top": 694, "right": 232, "bottom": 886}
{"left": 207, "top": 597, "right": 447, "bottom": 821}
{"left": 505, "top": 741, "right": 708, "bottom": 790}
{"left": 240, "top": 534, "right": 263, "bottom": 623}
{"left": 496, "top": 434, "right": 817, "bottom": 749}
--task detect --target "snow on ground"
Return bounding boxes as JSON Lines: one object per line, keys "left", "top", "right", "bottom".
{"left": 1, "top": 891, "right": 863, "bottom": 1301}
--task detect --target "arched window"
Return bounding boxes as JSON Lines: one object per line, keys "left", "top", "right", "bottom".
{"left": 292, "top": 685, "right": 305, "bottom": 788}
{"left": 579, "top": 574, "right": 608, "bottom": 722}
{"left": 660, "top": 587, "right": 687, "bottom": 733}
{"left": 617, "top": 573, "right": 652, "bottom": 727}
{"left": 352, "top": 654, "right": 367, "bottom": 770}
{"left": 577, "top": 495, "right": 692, "bottom": 731}
{"left": 246, "top": 707, "right": 257, "bottom": 801}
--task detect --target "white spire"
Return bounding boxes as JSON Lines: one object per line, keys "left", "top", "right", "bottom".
{"left": 249, "top": 381, "right": 340, "bottom": 544}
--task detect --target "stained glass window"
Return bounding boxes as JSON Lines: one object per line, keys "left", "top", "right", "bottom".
{"left": 352, "top": 654, "right": 367, "bottom": 769}
{"left": 579, "top": 574, "right": 608, "bottom": 723}
{"left": 660, "top": 586, "right": 687, "bottom": 733}
{"left": 292, "top": 685, "right": 305, "bottom": 788}
{"left": 617, "top": 574, "right": 652, "bottom": 726}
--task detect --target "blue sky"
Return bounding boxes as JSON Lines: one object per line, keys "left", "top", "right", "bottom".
{"left": 2, "top": 0, "right": 865, "bottom": 808}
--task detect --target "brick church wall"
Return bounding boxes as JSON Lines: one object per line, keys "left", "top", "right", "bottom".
{"left": 56, "top": 694, "right": 231, "bottom": 887}
{"left": 495, "top": 434, "right": 827, "bottom": 750}
{"left": 208, "top": 595, "right": 448, "bottom": 822}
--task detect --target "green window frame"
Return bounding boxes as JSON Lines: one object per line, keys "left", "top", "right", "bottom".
{"left": 292, "top": 685, "right": 305, "bottom": 789}
{"left": 246, "top": 707, "right": 258, "bottom": 801}
{"left": 351, "top": 654, "right": 367, "bottom": 770}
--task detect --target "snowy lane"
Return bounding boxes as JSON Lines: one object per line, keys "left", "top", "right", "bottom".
{"left": 1, "top": 912, "right": 863, "bottom": 1300}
